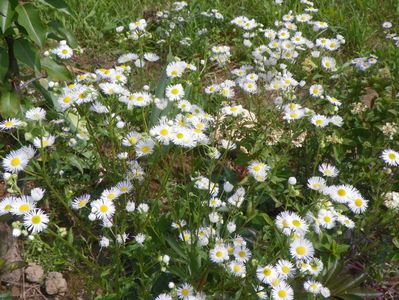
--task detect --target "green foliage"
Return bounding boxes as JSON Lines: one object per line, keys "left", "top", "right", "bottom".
{"left": 0, "top": 0, "right": 75, "bottom": 118}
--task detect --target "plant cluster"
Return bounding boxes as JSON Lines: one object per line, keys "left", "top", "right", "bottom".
{"left": 0, "top": 0, "right": 398, "bottom": 299}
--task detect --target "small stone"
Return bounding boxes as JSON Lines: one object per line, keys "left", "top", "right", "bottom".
{"left": 25, "top": 263, "right": 44, "bottom": 283}
{"left": 45, "top": 272, "right": 68, "bottom": 295}
{"left": 0, "top": 222, "right": 23, "bottom": 282}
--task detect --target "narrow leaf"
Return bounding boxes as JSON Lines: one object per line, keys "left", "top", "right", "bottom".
{"left": 15, "top": 4, "right": 46, "bottom": 48}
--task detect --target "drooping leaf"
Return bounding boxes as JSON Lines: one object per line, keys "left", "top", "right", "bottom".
{"left": 37, "top": 0, "right": 74, "bottom": 16}
{"left": 49, "top": 20, "right": 78, "bottom": 48}
{"left": 41, "top": 57, "right": 71, "bottom": 81}
{"left": 15, "top": 4, "right": 47, "bottom": 48}
{"left": 0, "top": 47, "right": 9, "bottom": 81}
{"left": 0, "top": 89, "right": 20, "bottom": 117}
{"left": 13, "top": 38, "right": 41, "bottom": 73}
{"left": 0, "top": 0, "right": 17, "bottom": 34}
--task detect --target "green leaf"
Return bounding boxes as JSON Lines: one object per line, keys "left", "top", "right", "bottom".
{"left": 15, "top": 4, "right": 46, "bottom": 48}
{"left": 41, "top": 57, "right": 71, "bottom": 81}
{"left": 0, "top": 292, "right": 12, "bottom": 300}
{"left": 37, "top": 0, "right": 74, "bottom": 16}
{"left": 0, "top": 0, "right": 17, "bottom": 34}
{"left": 347, "top": 287, "right": 382, "bottom": 298}
{"left": 334, "top": 273, "right": 366, "bottom": 295}
{"left": 165, "top": 236, "right": 187, "bottom": 260}
{"left": 48, "top": 20, "right": 78, "bottom": 48}
{"left": 0, "top": 89, "right": 20, "bottom": 117}
{"left": 13, "top": 38, "right": 41, "bottom": 73}
{"left": 149, "top": 48, "right": 174, "bottom": 126}
{"left": 0, "top": 47, "right": 9, "bottom": 81}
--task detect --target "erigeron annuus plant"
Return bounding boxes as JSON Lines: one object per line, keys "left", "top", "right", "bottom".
{"left": 0, "top": 0, "right": 397, "bottom": 299}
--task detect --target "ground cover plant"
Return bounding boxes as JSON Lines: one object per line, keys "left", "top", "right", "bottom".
{"left": 0, "top": 0, "right": 398, "bottom": 299}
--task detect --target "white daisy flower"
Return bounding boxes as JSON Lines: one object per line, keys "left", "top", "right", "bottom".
{"left": 272, "top": 282, "right": 294, "bottom": 300}
{"left": 289, "top": 238, "right": 314, "bottom": 260}
{"left": 72, "top": 194, "right": 91, "bottom": 210}
{"left": 135, "top": 139, "right": 155, "bottom": 157}
{"left": 318, "top": 163, "right": 339, "bottom": 177}
{"left": 0, "top": 118, "right": 23, "bottom": 131}
{"left": 33, "top": 135, "right": 56, "bottom": 148}
{"left": 348, "top": 194, "right": 368, "bottom": 214}
{"left": 381, "top": 149, "right": 399, "bottom": 166}
{"left": 311, "top": 114, "right": 329, "bottom": 128}
{"left": 309, "top": 84, "right": 324, "bottom": 98}
{"left": 307, "top": 176, "right": 326, "bottom": 191}
{"left": 229, "top": 260, "right": 246, "bottom": 277}
{"left": 91, "top": 199, "right": 115, "bottom": 220}
{"left": 2, "top": 149, "right": 30, "bottom": 173}
{"left": 23, "top": 209, "right": 49, "bottom": 233}
{"left": 166, "top": 84, "right": 184, "bottom": 101}
{"left": 209, "top": 245, "right": 229, "bottom": 263}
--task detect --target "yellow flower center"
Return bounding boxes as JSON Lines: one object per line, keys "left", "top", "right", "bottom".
{"left": 99, "top": 205, "right": 108, "bottom": 213}
{"left": 129, "top": 137, "right": 138, "bottom": 144}
{"left": 11, "top": 157, "right": 21, "bottom": 167}
{"left": 354, "top": 198, "right": 363, "bottom": 207}
{"left": 324, "top": 216, "right": 331, "bottom": 223}
{"left": 160, "top": 129, "right": 168, "bottom": 136}
{"left": 61, "top": 49, "right": 69, "bottom": 55}
{"left": 4, "top": 204, "right": 12, "bottom": 211}
{"left": 31, "top": 215, "right": 41, "bottom": 224}
{"left": 19, "top": 204, "right": 30, "bottom": 212}
{"left": 337, "top": 189, "right": 346, "bottom": 197}
{"left": 176, "top": 133, "right": 184, "bottom": 139}
{"left": 296, "top": 246, "right": 306, "bottom": 255}
{"left": 5, "top": 121, "right": 13, "bottom": 127}
{"left": 215, "top": 251, "right": 223, "bottom": 258}
{"left": 278, "top": 290, "right": 287, "bottom": 298}
{"left": 292, "top": 220, "right": 301, "bottom": 227}
{"left": 63, "top": 96, "right": 71, "bottom": 104}
{"left": 253, "top": 165, "right": 261, "bottom": 172}
{"left": 141, "top": 146, "right": 150, "bottom": 153}
{"left": 78, "top": 200, "right": 86, "bottom": 207}
{"left": 388, "top": 153, "right": 396, "bottom": 160}
{"left": 233, "top": 265, "right": 241, "bottom": 273}
{"left": 282, "top": 266, "right": 290, "bottom": 273}
{"left": 263, "top": 268, "right": 271, "bottom": 276}
{"left": 181, "top": 289, "right": 189, "bottom": 296}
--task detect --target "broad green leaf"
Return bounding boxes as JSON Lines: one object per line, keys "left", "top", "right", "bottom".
{"left": 0, "top": 47, "right": 9, "bottom": 81}
{"left": 0, "top": 0, "right": 17, "bottom": 33}
{"left": 15, "top": 4, "right": 46, "bottom": 48}
{"left": 13, "top": 38, "right": 41, "bottom": 73}
{"left": 0, "top": 89, "right": 20, "bottom": 117}
{"left": 49, "top": 20, "right": 78, "bottom": 48}
{"left": 37, "top": 0, "right": 74, "bottom": 16}
{"left": 41, "top": 57, "right": 71, "bottom": 81}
